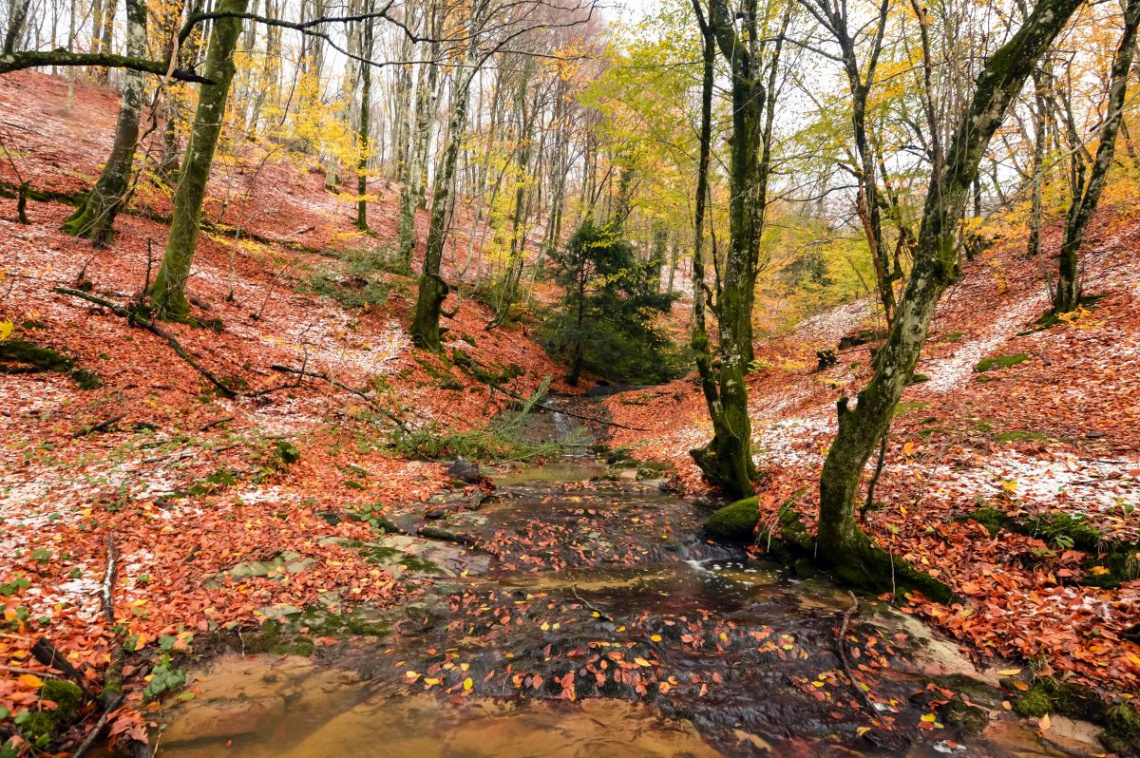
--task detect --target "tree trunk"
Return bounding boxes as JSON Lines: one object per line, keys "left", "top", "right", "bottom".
{"left": 3, "top": 0, "right": 31, "bottom": 54}
{"left": 148, "top": 0, "right": 249, "bottom": 320}
{"left": 356, "top": 7, "right": 374, "bottom": 231}
{"left": 816, "top": 0, "right": 1083, "bottom": 595}
{"left": 1053, "top": 0, "right": 1139, "bottom": 313}
{"left": 62, "top": 0, "right": 148, "bottom": 244}
{"left": 689, "top": 0, "right": 784, "bottom": 498}
{"left": 398, "top": 0, "right": 440, "bottom": 270}
{"left": 410, "top": 0, "right": 487, "bottom": 350}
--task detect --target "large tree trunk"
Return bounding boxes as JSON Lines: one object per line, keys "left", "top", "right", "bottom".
{"left": 62, "top": 0, "right": 148, "bottom": 244}
{"left": 1053, "top": 0, "right": 1140, "bottom": 313}
{"left": 410, "top": 0, "right": 487, "bottom": 350}
{"left": 148, "top": 0, "right": 250, "bottom": 320}
{"left": 816, "top": 0, "right": 1084, "bottom": 595}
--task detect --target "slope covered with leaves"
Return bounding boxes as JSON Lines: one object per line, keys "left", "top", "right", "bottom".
{"left": 0, "top": 72, "right": 572, "bottom": 741}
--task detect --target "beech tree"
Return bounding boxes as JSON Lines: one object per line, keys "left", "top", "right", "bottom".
{"left": 61, "top": 0, "right": 148, "bottom": 244}
{"left": 815, "top": 0, "right": 1085, "bottom": 593}
{"left": 688, "top": 0, "right": 788, "bottom": 499}
{"left": 149, "top": 0, "right": 250, "bottom": 319}
{"left": 1052, "top": 0, "right": 1140, "bottom": 313}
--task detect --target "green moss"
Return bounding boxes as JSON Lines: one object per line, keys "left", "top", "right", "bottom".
{"left": 19, "top": 680, "right": 83, "bottom": 744}
{"left": 704, "top": 498, "right": 759, "bottom": 541}
{"left": 1014, "top": 685, "right": 1054, "bottom": 718}
{"left": 939, "top": 700, "right": 988, "bottom": 736}
{"left": 395, "top": 553, "right": 441, "bottom": 574}
{"left": 39, "top": 680, "right": 82, "bottom": 714}
{"left": 1106, "top": 702, "right": 1140, "bottom": 754}
{"left": 993, "top": 430, "right": 1052, "bottom": 443}
{"left": 958, "top": 507, "right": 1008, "bottom": 536}
{"left": 942, "top": 331, "right": 965, "bottom": 343}
{"left": 893, "top": 401, "right": 929, "bottom": 418}
{"left": 974, "top": 353, "right": 1029, "bottom": 373}
{"left": 0, "top": 341, "right": 100, "bottom": 389}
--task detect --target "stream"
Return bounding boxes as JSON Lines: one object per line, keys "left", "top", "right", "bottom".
{"left": 148, "top": 405, "right": 1098, "bottom": 757}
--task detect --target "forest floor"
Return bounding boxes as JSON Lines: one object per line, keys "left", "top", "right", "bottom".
{"left": 0, "top": 70, "right": 1137, "bottom": 756}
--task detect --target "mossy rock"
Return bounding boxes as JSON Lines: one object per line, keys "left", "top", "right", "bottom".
{"left": 1014, "top": 685, "right": 1055, "bottom": 718}
{"left": 938, "top": 699, "right": 988, "bottom": 736}
{"left": 704, "top": 498, "right": 759, "bottom": 541}
{"left": 20, "top": 679, "right": 83, "bottom": 744}
{"left": 974, "top": 353, "right": 1029, "bottom": 373}
{"left": 1015, "top": 678, "right": 1106, "bottom": 722}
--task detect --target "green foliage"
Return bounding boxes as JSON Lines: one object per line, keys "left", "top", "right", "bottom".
{"left": 542, "top": 220, "right": 681, "bottom": 384}
{"left": 144, "top": 657, "right": 187, "bottom": 700}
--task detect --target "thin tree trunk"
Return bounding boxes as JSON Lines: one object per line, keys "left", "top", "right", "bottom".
{"left": 1054, "top": 0, "right": 1140, "bottom": 313}
{"left": 356, "top": 6, "right": 374, "bottom": 231}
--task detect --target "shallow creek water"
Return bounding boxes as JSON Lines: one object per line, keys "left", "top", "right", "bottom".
{"left": 151, "top": 461, "right": 1096, "bottom": 758}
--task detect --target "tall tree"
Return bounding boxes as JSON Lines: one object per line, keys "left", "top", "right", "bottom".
{"left": 148, "top": 0, "right": 250, "bottom": 319}
{"left": 815, "top": 0, "right": 1084, "bottom": 592}
{"left": 688, "top": 0, "right": 788, "bottom": 498}
{"left": 62, "top": 0, "right": 148, "bottom": 244}
{"left": 356, "top": 2, "right": 375, "bottom": 231}
{"left": 410, "top": 0, "right": 488, "bottom": 350}
{"left": 1052, "top": 0, "right": 1139, "bottom": 313}
{"left": 800, "top": 0, "right": 901, "bottom": 325}
{"left": 398, "top": 0, "right": 441, "bottom": 270}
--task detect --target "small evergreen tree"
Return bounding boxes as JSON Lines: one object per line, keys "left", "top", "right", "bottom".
{"left": 544, "top": 219, "right": 679, "bottom": 386}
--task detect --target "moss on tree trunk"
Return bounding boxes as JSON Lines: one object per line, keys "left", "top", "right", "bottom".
{"left": 61, "top": 0, "right": 147, "bottom": 244}
{"left": 148, "top": 0, "right": 250, "bottom": 320}
{"left": 816, "top": 0, "right": 1084, "bottom": 594}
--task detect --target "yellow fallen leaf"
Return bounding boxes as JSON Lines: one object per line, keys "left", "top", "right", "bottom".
{"left": 996, "top": 668, "right": 1022, "bottom": 676}
{"left": 634, "top": 657, "right": 652, "bottom": 667}
{"left": 1039, "top": 713, "right": 1052, "bottom": 731}
{"left": 463, "top": 677, "right": 473, "bottom": 691}
{"left": 650, "top": 635, "right": 662, "bottom": 642}
{"left": 921, "top": 714, "right": 937, "bottom": 723}
{"left": 18, "top": 674, "right": 44, "bottom": 689}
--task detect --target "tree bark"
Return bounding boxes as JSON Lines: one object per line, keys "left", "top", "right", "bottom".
{"left": 1053, "top": 0, "right": 1139, "bottom": 313}
{"left": 2, "top": 0, "right": 31, "bottom": 54}
{"left": 816, "top": 0, "right": 1083, "bottom": 595}
{"left": 689, "top": 0, "right": 786, "bottom": 498}
{"left": 356, "top": 4, "right": 374, "bottom": 231}
{"left": 148, "top": 0, "right": 250, "bottom": 320}
{"left": 398, "top": 0, "right": 440, "bottom": 270}
{"left": 62, "top": 0, "right": 149, "bottom": 244}
{"left": 410, "top": 0, "right": 488, "bottom": 350}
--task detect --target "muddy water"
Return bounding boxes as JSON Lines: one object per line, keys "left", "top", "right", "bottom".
{"left": 154, "top": 461, "right": 1096, "bottom": 758}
